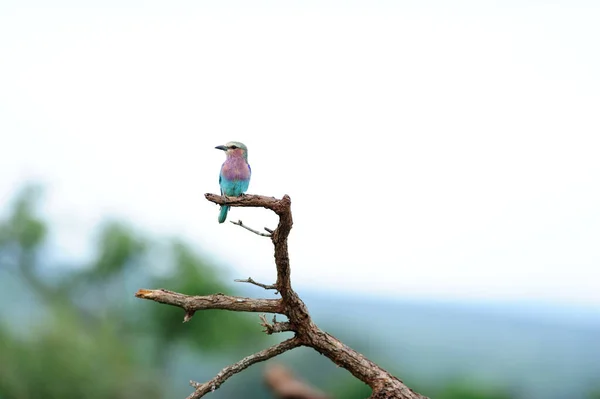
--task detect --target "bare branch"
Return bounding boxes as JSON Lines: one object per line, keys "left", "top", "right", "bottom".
{"left": 259, "top": 314, "right": 293, "bottom": 334}
{"left": 205, "top": 193, "right": 288, "bottom": 215}
{"left": 302, "top": 330, "right": 428, "bottom": 399}
{"left": 137, "top": 193, "right": 429, "bottom": 399}
{"left": 135, "top": 289, "right": 283, "bottom": 320}
{"left": 230, "top": 219, "right": 272, "bottom": 237}
{"left": 235, "top": 277, "right": 277, "bottom": 291}
{"left": 186, "top": 337, "right": 302, "bottom": 399}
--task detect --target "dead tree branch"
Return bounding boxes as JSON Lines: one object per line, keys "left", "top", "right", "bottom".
{"left": 135, "top": 289, "right": 283, "bottom": 321}
{"left": 234, "top": 277, "right": 278, "bottom": 291}
{"left": 230, "top": 219, "right": 272, "bottom": 237}
{"left": 186, "top": 337, "right": 302, "bottom": 399}
{"left": 136, "top": 193, "right": 429, "bottom": 399}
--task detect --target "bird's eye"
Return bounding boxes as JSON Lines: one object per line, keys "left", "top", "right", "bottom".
{"left": 230, "top": 145, "right": 238, "bottom": 149}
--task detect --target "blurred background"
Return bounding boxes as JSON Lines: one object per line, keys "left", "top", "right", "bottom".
{"left": 1, "top": 1, "right": 599, "bottom": 398}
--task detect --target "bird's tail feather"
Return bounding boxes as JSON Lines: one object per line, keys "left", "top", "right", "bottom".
{"left": 218, "top": 205, "right": 229, "bottom": 224}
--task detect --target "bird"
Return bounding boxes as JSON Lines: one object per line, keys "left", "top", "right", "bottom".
{"left": 215, "top": 141, "right": 251, "bottom": 223}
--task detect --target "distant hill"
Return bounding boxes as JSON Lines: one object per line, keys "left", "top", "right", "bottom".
{"left": 295, "top": 290, "right": 600, "bottom": 399}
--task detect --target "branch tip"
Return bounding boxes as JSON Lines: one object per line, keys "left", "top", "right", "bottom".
{"left": 234, "top": 277, "right": 277, "bottom": 291}
{"left": 230, "top": 219, "right": 272, "bottom": 237}
{"left": 135, "top": 289, "right": 154, "bottom": 299}
{"left": 183, "top": 311, "right": 195, "bottom": 323}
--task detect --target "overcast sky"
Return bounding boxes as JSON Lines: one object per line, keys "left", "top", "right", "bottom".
{"left": 1, "top": 1, "right": 599, "bottom": 307}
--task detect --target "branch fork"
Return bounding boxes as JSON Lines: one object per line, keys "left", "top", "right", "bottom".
{"left": 259, "top": 314, "right": 292, "bottom": 334}
{"left": 136, "top": 193, "right": 428, "bottom": 399}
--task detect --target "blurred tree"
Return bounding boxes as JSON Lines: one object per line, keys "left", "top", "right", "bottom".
{"left": 149, "top": 239, "right": 263, "bottom": 356}
{"left": 0, "top": 184, "right": 264, "bottom": 399}
{"left": 589, "top": 389, "right": 600, "bottom": 399}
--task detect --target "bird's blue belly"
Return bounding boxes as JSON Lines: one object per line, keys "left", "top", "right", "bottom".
{"left": 220, "top": 177, "right": 249, "bottom": 196}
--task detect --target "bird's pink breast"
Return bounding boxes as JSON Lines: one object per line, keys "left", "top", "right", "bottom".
{"left": 221, "top": 156, "right": 250, "bottom": 180}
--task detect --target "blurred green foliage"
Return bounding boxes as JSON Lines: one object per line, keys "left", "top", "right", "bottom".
{"left": 0, "top": 184, "right": 262, "bottom": 399}
{"left": 433, "top": 379, "right": 513, "bottom": 399}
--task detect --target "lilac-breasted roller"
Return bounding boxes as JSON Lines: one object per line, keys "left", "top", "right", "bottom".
{"left": 215, "top": 141, "right": 251, "bottom": 223}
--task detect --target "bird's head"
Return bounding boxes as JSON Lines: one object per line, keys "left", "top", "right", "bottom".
{"left": 215, "top": 141, "right": 248, "bottom": 160}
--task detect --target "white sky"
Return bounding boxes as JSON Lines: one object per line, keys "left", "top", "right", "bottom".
{"left": 1, "top": 1, "right": 599, "bottom": 307}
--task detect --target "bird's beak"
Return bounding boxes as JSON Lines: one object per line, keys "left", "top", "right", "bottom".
{"left": 215, "top": 145, "right": 227, "bottom": 151}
